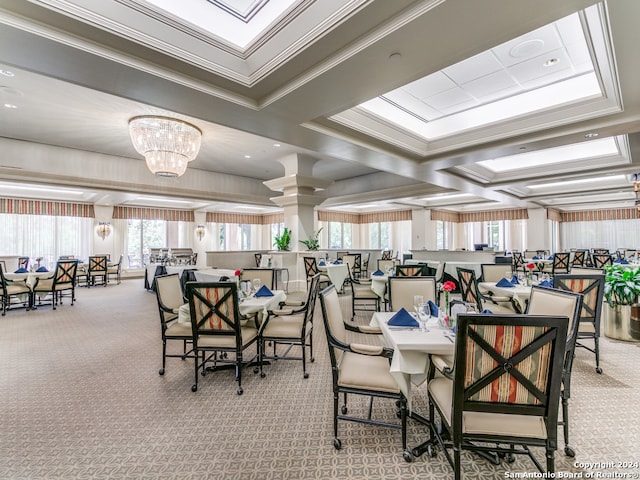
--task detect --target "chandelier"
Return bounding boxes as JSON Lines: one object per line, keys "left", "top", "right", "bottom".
{"left": 97, "top": 222, "right": 112, "bottom": 240}
{"left": 129, "top": 116, "right": 202, "bottom": 177}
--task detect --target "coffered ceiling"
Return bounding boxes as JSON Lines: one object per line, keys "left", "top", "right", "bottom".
{"left": 1, "top": 0, "right": 639, "bottom": 214}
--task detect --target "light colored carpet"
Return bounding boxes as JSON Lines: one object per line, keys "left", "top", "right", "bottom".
{"left": 0, "top": 279, "right": 638, "bottom": 479}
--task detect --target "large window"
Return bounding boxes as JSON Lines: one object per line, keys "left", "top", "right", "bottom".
{"left": 328, "top": 221, "right": 352, "bottom": 249}
{"left": 369, "top": 222, "right": 391, "bottom": 250}
{"left": 219, "top": 223, "right": 254, "bottom": 250}
{"left": 486, "top": 221, "right": 502, "bottom": 249}
{"left": 126, "top": 219, "right": 166, "bottom": 267}
{"left": 436, "top": 221, "right": 447, "bottom": 250}
{"left": 0, "top": 213, "right": 92, "bottom": 268}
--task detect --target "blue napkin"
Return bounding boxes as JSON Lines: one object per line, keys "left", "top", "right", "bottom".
{"left": 14, "top": 268, "right": 28, "bottom": 273}
{"left": 254, "top": 285, "right": 274, "bottom": 297}
{"left": 511, "top": 276, "right": 519, "bottom": 284}
{"left": 333, "top": 259, "right": 342, "bottom": 264}
{"left": 36, "top": 266, "right": 48, "bottom": 272}
{"left": 387, "top": 307, "right": 419, "bottom": 327}
{"left": 426, "top": 300, "right": 439, "bottom": 317}
{"left": 614, "top": 259, "right": 629, "bottom": 264}
{"left": 548, "top": 255, "right": 554, "bottom": 260}
{"left": 318, "top": 260, "right": 325, "bottom": 266}
{"left": 372, "top": 269, "right": 384, "bottom": 276}
{"left": 481, "top": 309, "right": 493, "bottom": 314}
{"left": 532, "top": 255, "right": 540, "bottom": 260}
{"left": 538, "top": 280, "right": 553, "bottom": 288}
{"left": 496, "top": 278, "right": 515, "bottom": 288}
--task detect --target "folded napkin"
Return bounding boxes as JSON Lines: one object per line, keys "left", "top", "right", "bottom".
{"left": 532, "top": 255, "right": 541, "bottom": 260}
{"left": 333, "top": 259, "right": 342, "bottom": 264}
{"left": 14, "top": 268, "right": 28, "bottom": 273}
{"left": 538, "top": 280, "right": 553, "bottom": 288}
{"left": 614, "top": 259, "right": 629, "bottom": 264}
{"left": 254, "top": 285, "right": 274, "bottom": 297}
{"left": 481, "top": 309, "right": 493, "bottom": 314}
{"left": 318, "top": 260, "right": 326, "bottom": 266}
{"left": 496, "top": 278, "right": 515, "bottom": 288}
{"left": 548, "top": 255, "right": 555, "bottom": 260}
{"left": 426, "top": 300, "right": 439, "bottom": 317}
{"left": 387, "top": 307, "right": 419, "bottom": 327}
{"left": 511, "top": 276, "right": 519, "bottom": 285}
{"left": 36, "top": 266, "right": 49, "bottom": 272}
{"left": 372, "top": 269, "right": 384, "bottom": 276}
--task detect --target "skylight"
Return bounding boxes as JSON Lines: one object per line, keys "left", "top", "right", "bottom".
{"left": 528, "top": 174, "right": 627, "bottom": 190}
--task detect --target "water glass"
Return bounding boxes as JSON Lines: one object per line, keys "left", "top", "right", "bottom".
{"left": 413, "top": 295, "right": 424, "bottom": 316}
{"left": 417, "top": 302, "right": 429, "bottom": 332}
{"left": 252, "top": 278, "right": 261, "bottom": 293}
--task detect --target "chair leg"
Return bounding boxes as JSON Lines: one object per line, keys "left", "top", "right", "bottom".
{"left": 594, "top": 336, "right": 602, "bottom": 374}
{"left": 453, "top": 447, "right": 462, "bottom": 480}
{"left": 333, "top": 391, "right": 341, "bottom": 449}
{"left": 159, "top": 340, "right": 167, "bottom": 375}
{"left": 301, "top": 338, "right": 308, "bottom": 379}
{"left": 236, "top": 353, "right": 243, "bottom": 395}
{"left": 546, "top": 448, "right": 556, "bottom": 474}
{"left": 562, "top": 395, "right": 575, "bottom": 457}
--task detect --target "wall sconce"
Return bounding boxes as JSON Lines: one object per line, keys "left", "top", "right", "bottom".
{"left": 195, "top": 224, "right": 206, "bottom": 241}
{"left": 97, "top": 222, "right": 112, "bottom": 240}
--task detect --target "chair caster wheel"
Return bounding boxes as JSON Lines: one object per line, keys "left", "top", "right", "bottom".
{"left": 596, "top": 367, "right": 603, "bottom": 374}
{"left": 403, "top": 450, "right": 414, "bottom": 462}
{"left": 304, "top": 373, "right": 309, "bottom": 379}
{"left": 260, "top": 372, "right": 266, "bottom": 378}
{"left": 333, "top": 438, "right": 342, "bottom": 450}
{"left": 158, "top": 368, "right": 165, "bottom": 376}
{"left": 310, "top": 357, "right": 315, "bottom": 363}
{"left": 427, "top": 445, "right": 436, "bottom": 458}
{"left": 191, "top": 384, "right": 197, "bottom": 392}
{"left": 564, "top": 446, "right": 575, "bottom": 457}
{"left": 506, "top": 453, "right": 516, "bottom": 463}
{"left": 237, "top": 387, "right": 243, "bottom": 395}
{"left": 341, "top": 405, "right": 348, "bottom": 414}
{"left": 253, "top": 367, "right": 259, "bottom": 374}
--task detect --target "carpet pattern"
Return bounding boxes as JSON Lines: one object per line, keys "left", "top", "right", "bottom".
{"left": 1, "top": 280, "right": 639, "bottom": 479}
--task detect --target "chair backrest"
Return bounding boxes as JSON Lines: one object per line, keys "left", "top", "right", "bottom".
{"left": 186, "top": 282, "right": 242, "bottom": 348}
{"left": 0, "top": 262, "right": 9, "bottom": 287}
{"left": 456, "top": 267, "right": 482, "bottom": 312}
{"left": 388, "top": 276, "right": 437, "bottom": 311}
{"left": 362, "top": 252, "right": 370, "bottom": 267}
{"left": 352, "top": 253, "right": 362, "bottom": 272}
{"left": 552, "top": 251, "right": 571, "bottom": 274}
{"left": 155, "top": 274, "right": 184, "bottom": 327}
{"left": 18, "top": 257, "right": 29, "bottom": 270}
{"left": 342, "top": 254, "right": 356, "bottom": 273}
{"left": 377, "top": 259, "right": 396, "bottom": 273}
{"left": 303, "top": 256, "right": 320, "bottom": 278}
{"left": 553, "top": 274, "right": 604, "bottom": 336}
{"left": 452, "top": 313, "right": 568, "bottom": 443}
{"left": 88, "top": 255, "right": 108, "bottom": 273}
{"left": 592, "top": 253, "right": 613, "bottom": 268}
{"left": 241, "top": 268, "right": 275, "bottom": 290}
{"left": 395, "top": 264, "right": 426, "bottom": 277}
{"left": 570, "top": 266, "right": 605, "bottom": 275}
{"left": 481, "top": 263, "right": 511, "bottom": 283}
{"left": 592, "top": 248, "right": 610, "bottom": 254}
{"left": 571, "top": 250, "right": 587, "bottom": 267}
{"left": 512, "top": 251, "right": 524, "bottom": 269}
{"left": 336, "top": 251, "right": 349, "bottom": 261}
{"left": 381, "top": 250, "right": 393, "bottom": 260}
{"left": 524, "top": 250, "right": 537, "bottom": 259}
{"left": 319, "top": 285, "right": 349, "bottom": 366}
{"left": 53, "top": 260, "right": 78, "bottom": 287}
{"left": 254, "top": 253, "right": 262, "bottom": 267}
{"left": 303, "top": 273, "right": 322, "bottom": 326}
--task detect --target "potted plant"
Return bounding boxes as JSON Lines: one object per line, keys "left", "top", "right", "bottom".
{"left": 299, "top": 227, "right": 322, "bottom": 251}
{"left": 273, "top": 227, "right": 291, "bottom": 251}
{"left": 603, "top": 264, "right": 640, "bottom": 341}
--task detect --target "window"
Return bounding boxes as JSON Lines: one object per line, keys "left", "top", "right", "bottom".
{"left": 328, "top": 221, "right": 352, "bottom": 249}
{"left": 436, "top": 221, "right": 446, "bottom": 250}
{"left": 219, "top": 223, "right": 255, "bottom": 250}
{"left": 126, "top": 219, "right": 166, "bottom": 267}
{"left": 486, "top": 221, "right": 502, "bottom": 249}
{"left": 369, "top": 222, "right": 391, "bottom": 249}
{"left": 270, "top": 223, "right": 285, "bottom": 250}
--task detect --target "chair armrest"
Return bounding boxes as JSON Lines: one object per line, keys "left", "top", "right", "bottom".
{"left": 431, "top": 354, "right": 454, "bottom": 379}
{"left": 350, "top": 343, "right": 383, "bottom": 355}
{"left": 356, "top": 325, "right": 382, "bottom": 334}
{"left": 354, "top": 278, "right": 372, "bottom": 285}
{"left": 269, "top": 308, "right": 295, "bottom": 316}
{"left": 282, "top": 300, "right": 305, "bottom": 307}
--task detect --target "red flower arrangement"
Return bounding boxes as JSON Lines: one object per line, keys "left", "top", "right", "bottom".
{"left": 234, "top": 269, "right": 242, "bottom": 277}
{"left": 441, "top": 281, "right": 456, "bottom": 318}
{"left": 525, "top": 263, "right": 535, "bottom": 270}
{"left": 442, "top": 280, "right": 456, "bottom": 292}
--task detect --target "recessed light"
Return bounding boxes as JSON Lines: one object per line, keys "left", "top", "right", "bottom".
{"left": 0, "top": 69, "right": 15, "bottom": 77}
{"left": 3, "top": 103, "right": 17, "bottom": 109}
{"left": 543, "top": 58, "right": 559, "bottom": 67}
{"left": 389, "top": 52, "right": 402, "bottom": 61}
{"left": 273, "top": 144, "right": 281, "bottom": 147}
{"left": 584, "top": 132, "right": 599, "bottom": 138}
{"left": 244, "top": 155, "right": 251, "bottom": 159}
{"left": 519, "top": 146, "right": 527, "bottom": 150}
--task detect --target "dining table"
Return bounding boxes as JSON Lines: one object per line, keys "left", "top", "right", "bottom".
{"left": 478, "top": 280, "right": 533, "bottom": 313}
{"left": 5, "top": 270, "right": 55, "bottom": 289}
{"left": 369, "top": 272, "right": 389, "bottom": 299}
{"left": 317, "top": 263, "right": 349, "bottom": 292}
{"left": 193, "top": 268, "right": 239, "bottom": 283}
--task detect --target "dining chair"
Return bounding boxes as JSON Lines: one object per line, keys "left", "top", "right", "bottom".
{"left": 0, "top": 263, "right": 32, "bottom": 316}
{"left": 87, "top": 255, "right": 108, "bottom": 287}
{"left": 480, "top": 263, "right": 510, "bottom": 283}
{"left": 525, "top": 286, "right": 583, "bottom": 457}
{"left": 377, "top": 259, "right": 396, "bottom": 273}
{"left": 554, "top": 273, "right": 605, "bottom": 374}
{"left": 456, "top": 267, "right": 515, "bottom": 313}
{"left": 342, "top": 254, "right": 357, "bottom": 283}
{"left": 361, "top": 252, "right": 370, "bottom": 277}
{"left": 107, "top": 255, "right": 123, "bottom": 285}
{"left": 17, "top": 256, "right": 30, "bottom": 271}
{"left": 303, "top": 256, "right": 330, "bottom": 288}
{"left": 381, "top": 249, "right": 393, "bottom": 260}
{"left": 241, "top": 268, "right": 275, "bottom": 290}
{"left": 336, "top": 251, "right": 349, "bottom": 261}
{"left": 32, "top": 259, "right": 78, "bottom": 309}
{"left": 591, "top": 253, "right": 613, "bottom": 268}
{"left": 254, "top": 252, "right": 262, "bottom": 267}
{"left": 348, "top": 264, "right": 380, "bottom": 320}
{"left": 571, "top": 250, "right": 587, "bottom": 267}
{"left": 426, "top": 312, "right": 569, "bottom": 479}
{"left": 512, "top": 251, "right": 525, "bottom": 273}
{"left": 551, "top": 252, "right": 571, "bottom": 274}
{"left": 395, "top": 264, "right": 426, "bottom": 277}
{"left": 258, "top": 273, "right": 321, "bottom": 379}
{"left": 318, "top": 284, "right": 407, "bottom": 455}
{"left": 154, "top": 274, "right": 193, "bottom": 376}
{"left": 387, "top": 276, "right": 437, "bottom": 312}
{"left": 186, "top": 281, "right": 259, "bottom": 394}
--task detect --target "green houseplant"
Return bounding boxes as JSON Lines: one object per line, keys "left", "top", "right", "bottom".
{"left": 299, "top": 227, "right": 322, "bottom": 251}
{"left": 273, "top": 227, "right": 291, "bottom": 251}
{"left": 603, "top": 264, "right": 640, "bottom": 341}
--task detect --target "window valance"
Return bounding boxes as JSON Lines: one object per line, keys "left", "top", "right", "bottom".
{"left": 206, "top": 212, "right": 273, "bottom": 225}
{"left": 547, "top": 208, "right": 562, "bottom": 222}
{"left": 431, "top": 209, "right": 460, "bottom": 223}
{"left": 458, "top": 208, "right": 529, "bottom": 223}
{"left": 318, "top": 209, "right": 411, "bottom": 224}
{"left": 0, "top": 198, "right": 95, "bottom": 218}
{"left": 561, "top": 208, "right": 638, "bottom": 222}
{"left": 112, "top": 206, "right": 194, "bottom": 222}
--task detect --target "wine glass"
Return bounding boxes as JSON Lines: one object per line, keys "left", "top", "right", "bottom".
{"left": 252, "top": 278, "right": 261, "bottom": 293}
{"left": 505, "top": 270, "right": 513, "bottom": 281}
{"left": 417, "top": 301, "right": 429, "bottom": 332}
{"left": 413, "top": 295, "right": 424, "bottom": 318}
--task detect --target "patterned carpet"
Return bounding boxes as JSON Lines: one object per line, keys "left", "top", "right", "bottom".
{"left": 1, "top": 280, "right": 639, "bottom": 480}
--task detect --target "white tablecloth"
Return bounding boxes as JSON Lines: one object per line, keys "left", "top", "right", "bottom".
{"left": 194, "top": 268, "right": 239, "bottom": 283}
{"left": 5, "top": 271, "right": 54, "bottom": 288}
{"left": 370, "top": 311, "right": 455, "bottom": 408}
{"left": 318, "top": 264, "right": 349, "bottom": 291}
{"left": 370, "top": 273, "right": 389, "bottom": 298}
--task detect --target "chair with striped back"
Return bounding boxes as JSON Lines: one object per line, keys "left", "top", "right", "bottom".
{"left": 551, "top": 252, "right": 571, "bottom": 275}
{"left": 571, "top": 250, "right": 587, "bottom": 268}
{"left": 395, "top": 264, "right": 426, "bottom": 277}
{"left": 32, "top": 259, "right": 78, "bottom": 309}
{"left": 591, "top": 253, "right": 613, "bottom": 269}
{"left": 426, "top": 312, "right": 569, "bottom": 479}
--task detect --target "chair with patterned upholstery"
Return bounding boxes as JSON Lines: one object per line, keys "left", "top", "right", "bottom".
{"left": 154, "top": 273, "right": 193, "bottom": 376}
{"left": 32, "top": 259, "right": 78, "bottom": 309}
{"left": 554, "top": 273, "right": 605, "bottom": 374}
{"left": 87, "top": 255, "right": 108, "bottom": 287}
{"left": 426, "top": 312, "right": 569, "bottom": 479}
{"left": 591, "top": 253, "right": 613, "bottom": 268}
{"left": 0, "top": 263, "right": 32, "bottom": 316}
{"left": 525, "top": 286, "right": 583, "bottom": 457}
{"left": 456, "top": 267, "right": 515, "bottom": 313}
{"left": 319, "top": 284, "right": 407, "bottom": 454}
{"left": 571, "top": 250, "right": 587, "bottom": 268}
{"left": 512, "top": 251, "right": 525, "bottom": 273}
{"left": 254, "top": 253, "right": 262, "bottom": 267}
{"left": 303, "top": 256, "right": 330, "bottom": 289}
{"left": 381, "top": 249, "right": 393, "bottom": 260}
{"left": 395, "top": 264, "right": 426, "bottom": 277}
{"left": 550, "top": 252, "right": 571, "bottom": 275}
{"left": 186, "top": 281, "right": 259, "bottom": 394}
{"left": 258, "top": 273, "right": 321, "bottom": 379}
{"left": 17, "top": 256, "right": 29, "bottom": 271}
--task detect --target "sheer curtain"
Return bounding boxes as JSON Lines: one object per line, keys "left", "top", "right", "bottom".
{"left": 0, "top": 213, "right": 92, "bottom": 269}
{"left": 561, "top": 219, "right": 639, "bottom": 250}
